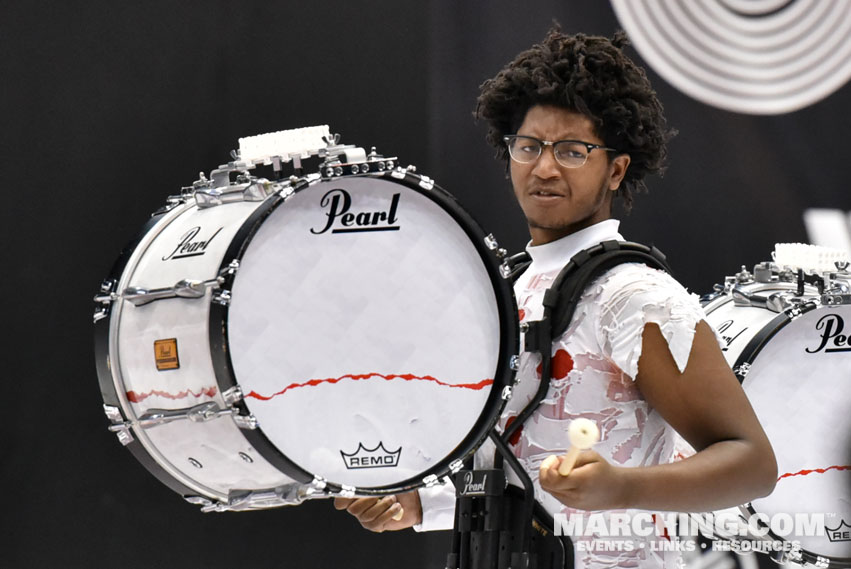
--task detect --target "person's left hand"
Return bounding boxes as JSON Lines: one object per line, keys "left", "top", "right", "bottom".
{"left": 538, "top": 450, "right": 631, "bottom": 511}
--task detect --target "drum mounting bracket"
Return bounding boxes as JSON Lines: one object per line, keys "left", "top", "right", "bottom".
{"left": 103, "top": 404, "right": 134, "bottom": 446}
{"left": 121, "top": 277, "right": 224, "bottom": 307}
{"left": 105, "top": 401, "right": 254, "bottom": 434}
{"left": 135, "top": 401, "right": 237, "bottom": 428}
{"left": 732, "top": 362, "right": 751, "bottom": 380}
{"left": 186, "top": 480, "right": 329, "bottom": 512}
{"left": 93, "top": 278, "right": 118, "bottom": 323}
{"left": 222, "top": 385, "right": 244, "bottom": 405}
{"left": 320, "top": 150, "right": 398, "bottom": 180}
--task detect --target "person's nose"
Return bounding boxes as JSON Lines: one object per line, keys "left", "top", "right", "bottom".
{"left": 531, "top": 145, "right": 560, "bottom": 179}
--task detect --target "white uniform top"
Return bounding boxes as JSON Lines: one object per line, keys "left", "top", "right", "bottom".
{"left": 417, "top": 220, "right": 711, "bottom": 569}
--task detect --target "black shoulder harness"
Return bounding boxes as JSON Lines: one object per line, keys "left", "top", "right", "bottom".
{"left": 448, "top": 242, "right": 672, "bottom": 569}
{"left": 501, "top": 240, "right": 671, "bottom": 444}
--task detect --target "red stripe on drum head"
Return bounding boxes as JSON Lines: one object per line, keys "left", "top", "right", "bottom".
{"left": 777, "top": 464, "right": 851, "bottom": 480}
{"left": 244, "top": 372, "right": 494, "bottom": 401}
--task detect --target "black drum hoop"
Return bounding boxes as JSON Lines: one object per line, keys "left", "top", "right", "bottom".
{"left": 209, "top": 170, "right": 519, "bottom": 495}
{"left": 730, "top": 301, "right": 819, "bottom": 382}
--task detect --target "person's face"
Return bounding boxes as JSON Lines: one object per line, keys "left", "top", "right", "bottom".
{"left": 509, "top": 104, "right": 630, "bottom": 246}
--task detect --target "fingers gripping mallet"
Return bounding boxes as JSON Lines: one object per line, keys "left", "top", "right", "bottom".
{"left": 556, "top": 418, "right": 600, "bottom": 476}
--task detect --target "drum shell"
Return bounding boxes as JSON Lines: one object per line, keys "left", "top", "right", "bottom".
{"left": 95, "top": 199, "right": 297, "bottom": 503}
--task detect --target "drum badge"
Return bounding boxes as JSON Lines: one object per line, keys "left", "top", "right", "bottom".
{"left": 340, "top": 442, "right": 401, "bottom": 469}
{"left": 154, "top": 338, "right": 180, "bottom": 371}
{"left": 826, "top": 520, "right": 851, "bottom": 542}
{"left": 311, "top": 188, "right": 400, "bottom": 235}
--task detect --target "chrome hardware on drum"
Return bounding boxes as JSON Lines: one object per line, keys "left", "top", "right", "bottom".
{"left": 93, "top": 126, "right": 518, "bottom": 512}
{"left": 699, "top": 245, "right": 851, "bottom": 568}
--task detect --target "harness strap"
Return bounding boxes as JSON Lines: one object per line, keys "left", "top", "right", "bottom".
{"left": 503, "top": 240, "right": 671, "bottom": 445}
{"left": 448, "top": 241, "right": 671, "bottom": 569}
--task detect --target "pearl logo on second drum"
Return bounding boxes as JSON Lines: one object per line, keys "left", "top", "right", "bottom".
{"left": 311, "top": 188, "right": 400, "bottom": 235}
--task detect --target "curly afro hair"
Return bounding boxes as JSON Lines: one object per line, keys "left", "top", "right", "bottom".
{"left": 475, "top": 28, "right": 675, "bottom": 211}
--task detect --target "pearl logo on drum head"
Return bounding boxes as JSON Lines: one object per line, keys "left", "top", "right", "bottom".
{"left": 340, "top": 442, "right": 401, "bottom": 469}
{"left": 311, "top": 188, "right": 400, "bottom": 235}
{"left": 806, "top": 313, "right": 851, "bottom": 354}
{"left": 161, "top": 226, "right": 223, "bottom": 260}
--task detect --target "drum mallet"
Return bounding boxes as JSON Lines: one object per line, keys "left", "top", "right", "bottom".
{"left": 542, "top": 418, "right": 600, "bottom": 476}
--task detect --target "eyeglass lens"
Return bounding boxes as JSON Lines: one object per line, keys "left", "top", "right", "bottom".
{"left": 507, "top": 136, "right": 591, "bottom": 168}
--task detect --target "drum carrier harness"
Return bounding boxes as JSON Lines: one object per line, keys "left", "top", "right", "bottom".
{"left": 446, "top": 240, "right": 671, "bottom": 569}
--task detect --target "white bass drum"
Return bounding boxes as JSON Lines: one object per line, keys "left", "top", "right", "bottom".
{"left": 94, "top": 155, "right": 518, "bottom": 512}
{"left": 701, "top": 265, "right": 851, "bottom": 567}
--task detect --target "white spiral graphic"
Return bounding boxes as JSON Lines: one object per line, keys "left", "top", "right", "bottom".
{"left": 610, "top": 0, "right": 851, "bottom": 114}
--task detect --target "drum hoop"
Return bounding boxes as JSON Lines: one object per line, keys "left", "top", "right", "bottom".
{"left": 209, "top": 171, "right": 519, "bottom": 495}
{"left": 708, "top": 296, "right": 849, "bottom": 566}
{"left": 730, "top": 301, "right": 819, "bottom": 382}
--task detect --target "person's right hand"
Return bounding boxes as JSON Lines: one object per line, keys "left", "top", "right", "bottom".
{"left": 333, "top": 491, "right": 423, "bottom": 532}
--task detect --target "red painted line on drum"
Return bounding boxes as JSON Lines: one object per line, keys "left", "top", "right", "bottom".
{"left": 245, "top": 373, "right": 494, "bottom": 401}
{"left": 126, "top": 386, "right": 218, "bottom": 403}
{"left": 777, "top": 465, "right": 851, "bottom": 481}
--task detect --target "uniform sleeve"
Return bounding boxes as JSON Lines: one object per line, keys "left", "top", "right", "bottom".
{"left": 593, "top": 264, "right": 711, "bottom": 379}
{"left": 413, "top": 481, "right": 456, "bottom": 532}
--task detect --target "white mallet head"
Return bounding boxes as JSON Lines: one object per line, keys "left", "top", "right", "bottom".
{"left": 555, "top": 418, "right": 601, "bottom": 476}
{"left": 568, "top": 418, "right": 600, "bottom": 450}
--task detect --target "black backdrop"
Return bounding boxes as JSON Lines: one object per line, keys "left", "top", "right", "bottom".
{"left": 3, "top": 2, "right": 850, "bottom": 568}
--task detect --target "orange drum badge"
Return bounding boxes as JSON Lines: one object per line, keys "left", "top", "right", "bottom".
{"left": 154, "top": 338, "right": 180, "bottom": 371}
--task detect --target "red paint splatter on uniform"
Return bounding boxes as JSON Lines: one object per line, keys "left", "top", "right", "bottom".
{"left": 245, "top": 373, "right": 494, "bottom": 401}
{"left": 504, "top": 415, "right": 523, "bottom": 446}
{"left": 605, "top": 372, "right": 642, "bottom": 403}
{"left": 652, "top": 514, "right": 672, "bottom": 541}
{"left": 611, "top": 408, "right": 646, "bottom": 463}
{"left": 518, "top": 308, "right": 526, "bottom": 322}
{"left": 126, "top": 386, "right": 217, "bottom": 403}
{"left": 777, "top": 465, "right": 851, "bottom": 481}
{"left": 536, "top": 349, "right": 574, "bottom": 380}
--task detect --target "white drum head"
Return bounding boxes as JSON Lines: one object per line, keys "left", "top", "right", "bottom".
{"left": 224, "top": 175, "right": 512, "bottom": 491}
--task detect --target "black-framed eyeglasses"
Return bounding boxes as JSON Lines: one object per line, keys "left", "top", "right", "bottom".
{"left": 503, "top": 135, "right": 618, "bottom": 168}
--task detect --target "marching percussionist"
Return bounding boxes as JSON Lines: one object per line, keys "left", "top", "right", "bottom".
{"left": 335, "top": 28, "right": 777, "bottom": 569}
